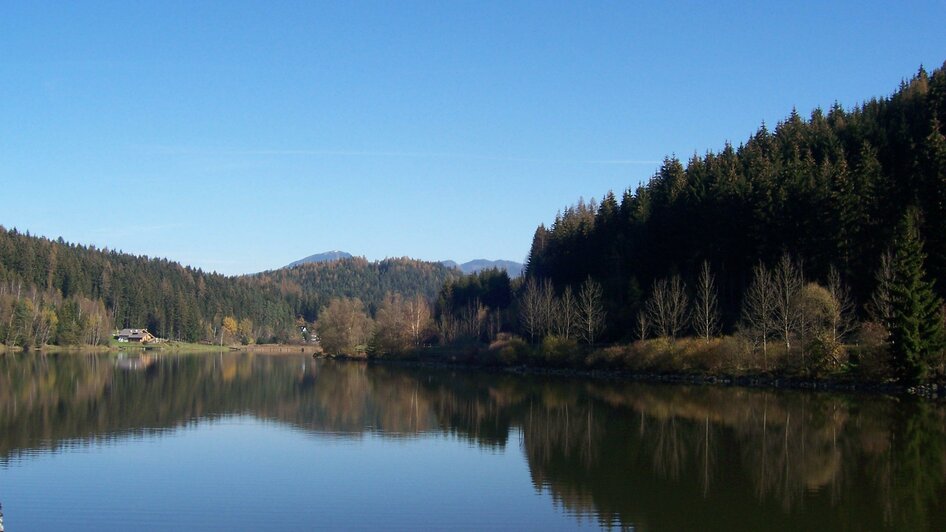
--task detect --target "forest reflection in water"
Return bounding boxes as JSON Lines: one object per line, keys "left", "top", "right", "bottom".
{"left": 1, "top": 352, "right": 945, "bottom": 530}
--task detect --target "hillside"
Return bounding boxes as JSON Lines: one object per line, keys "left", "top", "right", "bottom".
{"left": 0, "top": 230, "right": 460, "bottom": 346}
{"left": 286, "top": 250, "right": 354, "bottom": 268}
{"left": 526, "top": 62, "right": 946, "bottom": 339}
{"left": 0, "top": 227, "right": 296, "bottom": 344}
{"left": 253, "top": 257, "right": 461, "bottom": 322}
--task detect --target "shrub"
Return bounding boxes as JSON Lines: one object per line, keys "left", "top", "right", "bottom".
{"left": 489, "top": 334, "right": 529, "bottom": 366}
{"left": 539, "top": 335, "right": 580, "bottom": 366}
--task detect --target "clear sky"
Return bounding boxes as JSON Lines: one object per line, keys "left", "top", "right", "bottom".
{"left": 2, "top": 1, "right": 945, "bottom": 275}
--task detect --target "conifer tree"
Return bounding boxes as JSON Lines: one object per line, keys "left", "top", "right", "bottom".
{"left": 889, "top": 210, "right": 945, "bottom": 382}
{"left": 921, "top": 120, "right": 946, "bottom": 286}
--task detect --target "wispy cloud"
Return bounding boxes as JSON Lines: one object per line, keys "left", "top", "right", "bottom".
{"left": 91, "top": 222, "right": 190, "bottom": 240}
{"left": 587, "top": 159, "right": 662, "bottom": 165}
{"left": 143, "top": 145, "right": 659, "bottom": 166}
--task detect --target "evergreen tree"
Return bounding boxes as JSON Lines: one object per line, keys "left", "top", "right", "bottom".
{"left": 889, "top": 210, "right": 946, "bottom": 382}
{"left": 920, "top": 119, "right": 946, "bottom": 286}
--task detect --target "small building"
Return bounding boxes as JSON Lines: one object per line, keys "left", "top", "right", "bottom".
{"left": 115, "top": 328, "right": 156, "bottom": 343}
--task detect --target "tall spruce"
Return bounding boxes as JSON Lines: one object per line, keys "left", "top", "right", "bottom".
{"left": 889, "top": 209, "right": 946, "bottom": 382}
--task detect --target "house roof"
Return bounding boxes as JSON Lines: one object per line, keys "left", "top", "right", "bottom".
{"left": 117, "top": 328, "right": 152, "bottom": 339}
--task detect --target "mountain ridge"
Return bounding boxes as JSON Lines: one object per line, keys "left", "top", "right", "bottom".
{"left": 287, "top": 251, "right": 353, "bottom": 268}
{"left": 287, "top": 251, "right": 523, "bottom": 277}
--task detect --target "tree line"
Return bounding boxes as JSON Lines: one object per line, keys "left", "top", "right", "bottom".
{"left": 511, "top": 63, "right": 946, "bottom": 382}
{"left": 253, "top": 257, "right": 460, "bottom": 322}
{"left": 0, "top": 227, "right": 457, "bottom": 348}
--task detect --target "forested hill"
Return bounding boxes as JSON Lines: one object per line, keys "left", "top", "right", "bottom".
{"left": 526, "top": 63, "right": 946, "bottom": 338}
{"left": 251, "top": 257, "right": 461, "bottom": 322}
{"left": 286, "top": 250, "right": 353, "bottom": 268}
{"left": 0, "top": 228, "right": 460, "bottom": 346}
{"left": 0, "top": 227, "right": 295, "bottom": 344}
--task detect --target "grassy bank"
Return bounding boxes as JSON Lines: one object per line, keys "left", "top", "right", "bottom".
{"left": 367, "top": 334, "right": 940, "bottom": 394}
{"left": 0, "top": 340, "right": 320, "bottom": 355}
{"left": 111, "top": 340, "right": 320, "bottom": 354}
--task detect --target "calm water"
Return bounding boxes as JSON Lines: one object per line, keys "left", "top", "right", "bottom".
{"left": 1, "top": 353, "right": 945, "bottom": 530}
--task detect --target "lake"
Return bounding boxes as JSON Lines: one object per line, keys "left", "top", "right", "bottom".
{"left": 1, "top": 352, "right": 945, "bottom": 530}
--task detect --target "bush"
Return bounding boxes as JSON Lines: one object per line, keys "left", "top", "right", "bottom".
{"left": 488, "top": 334, "right": 529, "bottom": 366}
{"left": 805, "top": 334, "right": 846, "bottom": 375}
{"left": 538, "top": 335, "right": 580, "bottom": 367}
{"left": 585, "top": 345, "right": 631, "bottom": 369}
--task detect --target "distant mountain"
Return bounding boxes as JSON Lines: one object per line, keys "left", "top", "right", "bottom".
{"left": 290, "top": 252, "right": 523, "bottom": 278}
{"left": 257, "top": 257, "right": 461, "bottom": 321}
{"left": 442, "top": 259, "right": 524, "bottom": 278}
{"left": 287, "top": 251, "right": 353, "bottom": 268}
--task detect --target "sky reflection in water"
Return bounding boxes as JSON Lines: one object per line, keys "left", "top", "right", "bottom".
{"left": 1, "top": 352, "right": 944, "bottom": 530}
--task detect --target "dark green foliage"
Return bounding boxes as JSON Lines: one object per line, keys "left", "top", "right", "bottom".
{"left": 54, "top": 299, "right": 84, "bottom": 346}
{"left": 526, "top": 62, "right": 946, "bottom": 343}
{"left": 254, "top": 257, "right": 461, "bottom": 322}
{"left": 0, "top": 228, "right": 456, "bottom": 345}
{"left": 438, "top": 268, "right": 512, "bottom": 314}
{"left": 0, "top": 227, "right": 297, "bottom": 343}
{"left": 435, "top": 268, "right": 514, "bottom": 343}
{"left": 889, "top": 210, "right": 945, "bottom": 382}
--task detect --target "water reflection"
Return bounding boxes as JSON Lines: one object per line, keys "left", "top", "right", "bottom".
{"left": 1, "top": 352, "right": 944, "bottom": 530}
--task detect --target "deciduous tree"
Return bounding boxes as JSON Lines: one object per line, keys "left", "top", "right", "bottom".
{"left": 519, "top": 278, "right": 543, "bottom": 343}
{"left": 317, "top": 297, "right": 373, "bottom": 356}
{"left": 553, "top": 285, "right": 578, "bottom": 340}
{"left": 646, "top": 275, "right": 688, "bottom": 340}
{"left": 742, "top": 262, "right": 776, "bottom": 370}
{"left": 692, "top": 261, "right": 720, "bottom": 342}
{"left": 773, "top": 253, "right": 803, "bottom": 353}
{"left": 578, "top": 277, "right": 606, "bottom": 344}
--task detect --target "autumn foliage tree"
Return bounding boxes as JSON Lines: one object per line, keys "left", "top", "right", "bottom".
{"left": 317, "top": 297, "right": 373, "bottom": 356}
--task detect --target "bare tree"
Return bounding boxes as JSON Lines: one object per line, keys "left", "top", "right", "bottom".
{"left": 826, "top": 266, "right": 857, "bottom": 345}
{"left": 742, "top": 261, "right": 776, "bottom": 370}
{"left": 646, "top": 275, "right": 689, "bottom": 340}
{"left": 692, "top": 261, "right": 721, "bottom": 342}
{"left": 405, "top": 294, "right": 433, "bottom": 347}
{"left": 437, "top": 313, "right": 458, "bottom": 344}
{"left": 636, "top": 311, "right": 649, "bottom": 341}
{"left": 578, "top": 277, "right": 606, "bottom": 344}
{"left": 772, "top": 253, "right": 803, "bottom": 352}
{"left": 519, "top": 278, "right": 543, "bottom": 342}
{"left": 459, "top": 298, "right": 487, "bottom": 340}
{"left": 553, "top": 285, "right": 578, "bottom": 339}
{"left": 375, "top": 292, "right": 410, "bottom": 353}
{"left": 486, "top": 308, "right": 504, "bottom": 341}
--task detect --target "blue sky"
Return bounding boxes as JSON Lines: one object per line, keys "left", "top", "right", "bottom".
{"left": 2, "top": 1, "right": 945, "bottom": 275}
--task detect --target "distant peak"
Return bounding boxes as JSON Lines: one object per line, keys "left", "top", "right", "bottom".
{"left": 287, "top": 250, "right": 354, "bottom": 268}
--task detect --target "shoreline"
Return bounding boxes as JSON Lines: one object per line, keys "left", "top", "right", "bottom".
{"left": 6, "top": 342, "right": 942, "bottom": 399}
{"left": 0, "top": 342, "right": 319, "bottom": 356}
{"left": 323, "top": 354, "right": 944, "bottom": 400}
